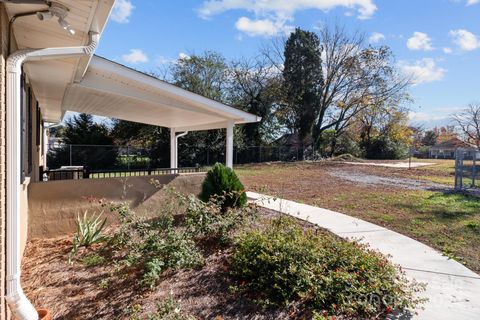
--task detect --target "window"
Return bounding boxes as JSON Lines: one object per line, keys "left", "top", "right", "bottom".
{"left": 36, "top": 103, "right": 41, "bottom": 147}
{"left": 20, "top": 73, "right": 34, "bottom": 182}
{"left": 27, "top": 88, "right": 33, "bottom": 174}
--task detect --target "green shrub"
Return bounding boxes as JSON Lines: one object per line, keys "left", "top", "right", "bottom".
{"left": 363, "top": 136, "right": 409, "bottom": 160}
{"left": 125, "top": 294, "right": 195, "bottom": 320}
{"left": 199, "top": 163, "right": 247, "bottom": 210}
{"left": 109, "top": 205, "right": 203, "bottom": 289}
{"left": 231, "top": 217, "right": 424, "bottom": 318}
{"left": 81, "top": 253, "right": 106, "bottom": 267}
{"left": 139, "top": 229, "right": 203, "bottom": 288}
{"left": 185, "top": 194, "right": 257, "bottom": 245}
{"left": 151, "top": 294, "right": 195, "bottom": 320}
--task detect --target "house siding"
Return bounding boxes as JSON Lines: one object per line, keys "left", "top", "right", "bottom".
{"left": 0, "top": 4, "right": 8, "bottom": 320}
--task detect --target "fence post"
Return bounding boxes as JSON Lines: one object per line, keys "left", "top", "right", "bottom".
{"left": 83, "top": 166, "right": 90, "bottom": 179}
{"left": 127, "top": 145, "right": 131, "bottom": 170}
{"left": 472, "top": 153, "right": 477, "bottom": 187}
{"left": 455, "top": 149, "right": 464, "bottom": 191}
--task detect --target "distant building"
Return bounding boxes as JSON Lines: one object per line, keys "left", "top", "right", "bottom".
{"left": 429, "top": 138, "right": 480, "bottom": 159}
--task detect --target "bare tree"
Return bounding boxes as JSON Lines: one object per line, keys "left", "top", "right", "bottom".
{"left": 313, "top": 25, "right": 410, "bottom": 151}
{"left": 261, "top": 24, "right": 410, "bottom": 154}
{"left": 228, "top": 57, "right": 283, "bottom": 145}
{"left": 452, "top": 102, "right": 480, "bottom": 149}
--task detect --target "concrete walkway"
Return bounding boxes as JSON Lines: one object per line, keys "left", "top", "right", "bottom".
{"left": 343, "top": 161, "right": 434, "bottom": 168}
{"left": 247, "top": 192, "right": 480, "bottom": 320}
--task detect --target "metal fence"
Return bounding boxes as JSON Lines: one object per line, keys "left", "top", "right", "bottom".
{"left": 41, "top": 166, "right": 206, "bottom": 181}
{"left": 454, "top": 149, "right": 480, "bottom": 191}
{"left": 46, "top": 144, "right": 314, "bottom": 171}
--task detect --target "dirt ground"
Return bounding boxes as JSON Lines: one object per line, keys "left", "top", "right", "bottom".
{"left": 237, "top": 160, "right": 452, "bottom": 201}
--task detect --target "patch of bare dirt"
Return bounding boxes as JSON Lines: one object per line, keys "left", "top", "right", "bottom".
{"left": 326, "top": 168, "right": 449, "bottom": 191}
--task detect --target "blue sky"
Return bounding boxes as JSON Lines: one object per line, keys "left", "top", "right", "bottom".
{"left": 96, "top": 0, "right": 480, "bottom": 129}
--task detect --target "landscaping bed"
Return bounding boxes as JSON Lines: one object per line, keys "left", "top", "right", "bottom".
{"left": 22, "top": 186, "right": 423, "bottom": 319}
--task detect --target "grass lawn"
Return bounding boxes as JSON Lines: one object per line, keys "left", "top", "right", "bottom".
{"left": 236, "top": 161, "right": 480, "bottom": 273}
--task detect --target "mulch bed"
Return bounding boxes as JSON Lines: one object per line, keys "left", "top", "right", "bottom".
{"left": 22, "top": 208, "right": 296, "bottom": 320}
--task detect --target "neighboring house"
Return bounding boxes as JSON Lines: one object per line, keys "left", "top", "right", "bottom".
{"left": 429, "top": 138, "right": 480, "bottom": 159}
{"left": 274, "top": 132, "right": 313, "bottom": 148}
{"left": 0, "top": 1, "right": 260, "bottom": 319}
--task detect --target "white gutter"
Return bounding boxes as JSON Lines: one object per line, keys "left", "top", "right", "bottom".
{"left": 173, "top": 131, "right": 188, "bottom": 170}
{"left": 176, "top": 131, "right": 189, "bottom": 141}
{"left": 6, "top": 32, "right": 99, "bottom": 320}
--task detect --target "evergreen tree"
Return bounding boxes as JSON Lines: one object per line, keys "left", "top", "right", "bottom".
{"left": 48, "top": 113, "right": 117, "bottom": 169}
{"left": 283, "top": 28, "right": 324, "bottom": 154}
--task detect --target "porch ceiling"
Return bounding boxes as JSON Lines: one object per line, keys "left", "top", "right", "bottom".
{"left": 62, "top": 56, "right": 261, "bottom": 131}
{"left": 5, "top": 0, "right": 114, "bottom": 122}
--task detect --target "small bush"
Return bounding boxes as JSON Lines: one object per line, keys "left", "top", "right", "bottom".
{"left": 109, "top": 205, "right": 203, "bottom": 289}
{"left": 81, "top": 253, "right": 106, "bottom": 267}
{"left": 125, "top": 294, "right": 195, "bottom": 320}
{"left": 231, "top": 217, "right": 424, "bottom": 318}
{"left": 199, "top": 163, "right": 247, "bottom": 210}
{"left": 151, "top": 293, "right": 196, "bottom": 320}
{"left": 185, "top": 194, "right": 257, "bottom": 245}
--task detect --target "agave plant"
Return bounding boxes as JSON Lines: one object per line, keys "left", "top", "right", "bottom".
{"left": 69, "top": 211, "right": 107, "bottom": 263}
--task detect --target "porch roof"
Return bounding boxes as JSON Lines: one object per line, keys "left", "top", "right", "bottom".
{"left": 62, "top": 55, "right": 261, "bottom": 131}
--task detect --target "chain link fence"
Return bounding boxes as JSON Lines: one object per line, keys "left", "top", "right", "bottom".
{"left": 46, "top": 144, "right": 316, "bottom": 170}
{"left": 454, "top": 149, "right": 480, "bottom": 191}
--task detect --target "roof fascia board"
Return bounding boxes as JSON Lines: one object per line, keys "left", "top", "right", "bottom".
{"left": 69, "top": 74, "right": 231, "bottom": 120}
{"left": 174, "top": 121, "right": 233, "bottom": 132}
{"left": 89, "top": 56, "right": 261, "bottom": 123}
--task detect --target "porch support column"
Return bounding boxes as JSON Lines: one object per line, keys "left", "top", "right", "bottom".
{"left": 170, "top": 128, "right": 177, "bottom": 170}
{"left": 226, "top": 122, "right": 234, "bottom": 168}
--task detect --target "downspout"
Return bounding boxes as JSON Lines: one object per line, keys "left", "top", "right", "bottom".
{"left": 176, "top": 131, "right": 189, "bottom": 142}
{"left": 175, "top": 131, "right": 188, "bottom": 169}
{"left": 6, "top": 32, "right": 99, "bottom": 320}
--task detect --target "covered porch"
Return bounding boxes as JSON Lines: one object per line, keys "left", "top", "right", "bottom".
{"left": 42, "top": 55, "right": 260, "bottom": 175}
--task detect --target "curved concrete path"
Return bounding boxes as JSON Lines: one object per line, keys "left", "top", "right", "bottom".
{"left": 247, "top": 192, "right": 480, "bottom": 320}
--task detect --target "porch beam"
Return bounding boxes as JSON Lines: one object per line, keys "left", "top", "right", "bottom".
{"left": 170, "top": 128, "right": 177, "bottom": 169}
{"left": 226, "top": 122, "right": 234, "bottom": 168}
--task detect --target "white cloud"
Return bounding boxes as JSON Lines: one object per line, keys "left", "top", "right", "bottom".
{"left": 235, "top": 16, "right": 293, "bottom": 37}
{"left": 407, "top": 32, "right": 434, "bottom": 51}
{"left": 400, "top": 58, "right": 445, "bottom": 85}
{"left": 408, "top": 111, "right": 449, "bottom": 122}
{"left": 199, "top": 0, "right": 377, "bottom": 36}
{"left": 451, "top": 0, "right": 479, "bottom": 6}
{"left": 178, "top": 52, "right": 191, "bottom": 60}
{"left": 443, "top": 47, "right": 453, "bottom": 54}
{"left": 369, "top": 32, "right": 385, "bottom": 43}
{"left": 199, "top": 0, "right": 377, "bottom": 20}
{"left": 121, "top": 49, "right": 149, "bottom": 64}
{"left": 449, "top": 29, "right": 480, "bottom": 51}
{"left": 111, "top": 0, "right": 134, "bottom": 23}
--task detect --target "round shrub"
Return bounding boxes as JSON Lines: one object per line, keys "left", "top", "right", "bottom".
{"left": 231, "top": 217, "right": 424, "bottom": 318}
{"left": 199, "top": 163, "right": 247, "bottom": 210}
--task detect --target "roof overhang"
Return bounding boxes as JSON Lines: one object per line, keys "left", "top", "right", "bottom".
{"left": 62, "top": 56, "right": 261, "bottom": 131}
{"left": 4, "top": 0, "right": 115, "bottom": 122}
